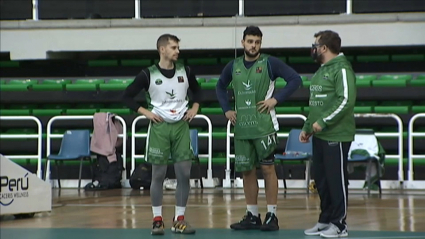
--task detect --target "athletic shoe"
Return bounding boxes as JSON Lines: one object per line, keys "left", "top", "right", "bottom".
{"left": 320, "top": 223, "right": 348, "bottom": 238}
{"left": 171, "top": 216, "right": 196, "bottom": 234}
{"left": 304, "top": 222, "right": 330, "bottom": 236}
{"left": 151, "top": 216, "right": 165, "bottom": 235}
{"left": 260, "top": 212, "right": 279, "bottom": 231}
{"left": 230, "top": 211, "right": 262, "bottom": 230}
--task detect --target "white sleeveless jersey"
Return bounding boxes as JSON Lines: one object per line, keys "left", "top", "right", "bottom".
{"left": 147, "top": 64, "right": 189, "bottom": 123}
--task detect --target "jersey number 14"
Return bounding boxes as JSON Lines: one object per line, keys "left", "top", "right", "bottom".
{"left": 261, "top": 134, "right": 277, "bottom": 150}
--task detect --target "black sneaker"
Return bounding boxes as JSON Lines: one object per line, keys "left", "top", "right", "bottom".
{"left": 260, "top": 212, "right": 279, "bottom": 231}
{"left": 230, "top": 211, "right": 262, "bottom": 230}
{"left": 151, "top": 218, "right": 165, "bottom": 235}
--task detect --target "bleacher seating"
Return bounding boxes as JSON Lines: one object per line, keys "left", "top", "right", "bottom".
{"left": 1, "top": 50, "right": 425, "bottom": 184}
{"left": 1, "top": 74, "right": 424, "bottom": 115}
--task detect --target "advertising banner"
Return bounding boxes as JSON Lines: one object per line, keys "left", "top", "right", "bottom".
{"left": 0, "top": 155, "right": 51, "bottom": 216}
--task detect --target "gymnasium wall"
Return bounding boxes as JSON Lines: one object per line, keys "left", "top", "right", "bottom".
{"left": 1, "top": 0, "right": 425, "bottom": 60}
{"left": 1, "top": 14, "right": 425, "bottom": 60}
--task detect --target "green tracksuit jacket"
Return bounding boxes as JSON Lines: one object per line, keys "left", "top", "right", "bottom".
{"left": 302, "top": 53, "right": 357, "bottom": 142}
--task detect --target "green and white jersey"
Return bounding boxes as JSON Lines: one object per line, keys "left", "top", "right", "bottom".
{"left": 147, "top": 63, "right": 189, "bottom": 123}
{"left": 232, "top": 54, "right": 279, "bottom": 139}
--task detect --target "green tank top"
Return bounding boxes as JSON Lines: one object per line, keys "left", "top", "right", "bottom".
{"left": 232, "top": 54, "right": 279, "bottom": 139}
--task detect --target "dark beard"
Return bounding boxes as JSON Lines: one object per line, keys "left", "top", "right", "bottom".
{"left": 244, "top": 49, "right": 259, "bottom": 58}
{"left": 314, "top": 54, "right": 324, "bottom": 64}
{"left": 311, "top": 49, "right": 324, "bottom": 64}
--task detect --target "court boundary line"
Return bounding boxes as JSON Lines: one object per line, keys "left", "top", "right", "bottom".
{"left": 1, "top": 228, "right": 423, "bottom": 238}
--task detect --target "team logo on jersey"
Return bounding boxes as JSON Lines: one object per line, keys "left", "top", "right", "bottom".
{"left": 323, "top": 73, "right": 329, "bottom": 80}
{"left": 245, "top": 99, "right": 251, "bottom": 106}
{"left": 177, "top": 76, "right": 184, "bottom": 83}
{"left": 242, "top": 80, "right": 252, "bottom": 90}
{"left": 155, "top": 79, "right": 163, "bottom": 85}
{"left": 166, "top": 90, "right": 176, "bottom": 99}
{"left": 256, "top": 67, "right": 262, "bottom": 73}
{"left": 235, "top": 69, "right": 241, "bottom": 75}
{"left": 170, "top": 109, "right": 177, "bottom": 114}
{"left": 239, "top": 114, "right": 258, "bottom": 127}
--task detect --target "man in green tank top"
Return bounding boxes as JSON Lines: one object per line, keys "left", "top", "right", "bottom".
{"left": 216, "top": 26, "right": 302, "bottom": 231}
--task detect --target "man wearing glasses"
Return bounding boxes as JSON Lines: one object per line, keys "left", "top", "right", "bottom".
{"left": 301, "top": 30, "right": 357, "bottom": 238}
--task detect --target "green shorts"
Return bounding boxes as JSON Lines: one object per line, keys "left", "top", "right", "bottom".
{"left": 145, "top": 120, "right": 194, "bottom": 165}
{"left": 234, "top": 133, "right": 278, "bottom": 172}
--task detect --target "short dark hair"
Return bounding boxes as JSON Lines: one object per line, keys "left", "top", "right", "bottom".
{"left": 243, "top": 26, "right": 263, "bottom": 39}
{"left": 314, "top": 30, "right": 341, "bottom": 54}
{"left": 156, "top": 34, "right": 180, "bottom": 50}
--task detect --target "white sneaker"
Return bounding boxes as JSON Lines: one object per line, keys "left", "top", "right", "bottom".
{"left": 320, "top": 223, "right": 348, "bottom": 238}
{"left": 304, "top": 223, "right": 330, "bottom": 236}
{"left": 163, "top": 178, "right": 177, "bottom": 190}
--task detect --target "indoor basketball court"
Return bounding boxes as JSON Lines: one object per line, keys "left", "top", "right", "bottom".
{"left": 1, "top": 188, "right": 425, "bottom": 239}
{"left": 1, "top": 0, "right": 425, "bottom": 239}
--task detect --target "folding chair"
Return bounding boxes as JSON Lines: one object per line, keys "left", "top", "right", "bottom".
{"left": 274, "top": 129, "right": 313, "bottom": 193}
{"left": 46, "top": 130, "right": 92, "bottom": 190}
{"left": 190, "top": 129, "right": 203, "bottom": 188}
{"left": 348, "top": 129, "right": 383, "bottom": 196}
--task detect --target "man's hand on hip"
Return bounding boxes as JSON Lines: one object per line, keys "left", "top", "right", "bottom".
{"left": 144, "top": 111, "right": 163, "bottom": 123}
{"left": 183, "top": 108, "right": 198, "bottom": 122}
{"left": 138, "top": 107, "right": 163, "bottom": 123}
{"left": 257, "top": 98, "right": 278, "bottom": 114}
{"left": 225, "top": 110, "right": 237, "bottom": 125}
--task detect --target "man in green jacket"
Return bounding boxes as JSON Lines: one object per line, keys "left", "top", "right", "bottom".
{"left": 301, "top": 30, "right": 356, "bottom": 238}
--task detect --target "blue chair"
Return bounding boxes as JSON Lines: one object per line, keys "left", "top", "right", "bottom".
{"left": 190, "top": 129, "right": 203, "bottom": 188}
{"left": 46, "top": 130, "right": 92, "bottom": 190}
{"left": 348, "top": 129, "right": 382, "bottom": 197}
{"left": 274, "top": 129, "right": 313, "bottom": 193}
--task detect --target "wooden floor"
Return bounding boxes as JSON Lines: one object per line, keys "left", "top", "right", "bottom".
{"left": 1, "top": 188, "right": 425, "bottom": 239}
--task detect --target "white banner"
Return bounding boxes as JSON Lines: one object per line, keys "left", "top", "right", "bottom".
{"left": 0, "top": 155, "right": 51, "bottom": 215}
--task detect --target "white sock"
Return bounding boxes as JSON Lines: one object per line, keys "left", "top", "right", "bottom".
{"left": 175, "top": 206, "right": 186, "bottom": 220}
{"left": 152, "top": 206, "right": 162, "bottom": 218}
{"left": 267, "top": 205, "right": 277, "bottom": 215}
{"left": 247, "top": 205, "right": 259, "bottom": 217}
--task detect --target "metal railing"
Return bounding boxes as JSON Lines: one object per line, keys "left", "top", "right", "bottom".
{"left": 134, "top": 0, "right": 140, "bottom": 19}
{"left": 32, "top": 0, "right": 39, "bottom": 20}
{"left": 354, "top": 114, "right": 404, "bottom": 183}
{"left": 408, "top": 113, "right": 425, "bottom": 182}
{"left": 0, "top": 112, "right": 413, "bottom": 187}
{"left": 45, "top": 115, "right": 127, "bottom": 182}
{"left": 0, "top": 116, "right": 43, "bottom": 178}
{"left": 131, "top": 114, "right": 213, "bottom": 183}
